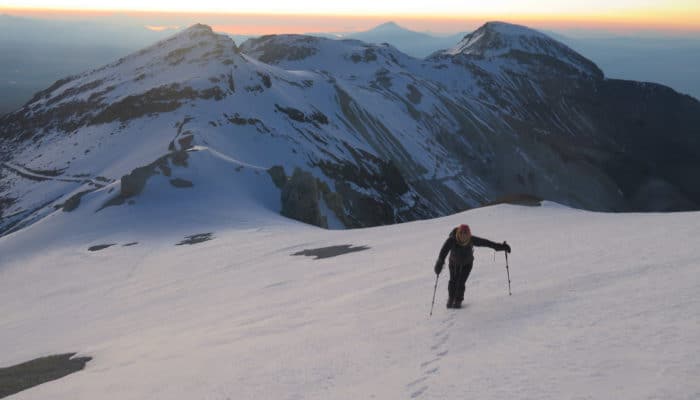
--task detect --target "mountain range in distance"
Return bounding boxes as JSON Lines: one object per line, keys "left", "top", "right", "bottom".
{"left": 1, "top": 15, "right": 699, "bottom": 116}
{"left": 1, "top": 21, "right": 699, "bottom": 237}
{"left": 316, "top": 21, "right": 468, "bottom": 58}
{"left": 333, "top": 21, "right": 700, "bottom": 100}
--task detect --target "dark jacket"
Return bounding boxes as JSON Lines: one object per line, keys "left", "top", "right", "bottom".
{"left": 437, "top": 228, "right": 506, "bottom": 267}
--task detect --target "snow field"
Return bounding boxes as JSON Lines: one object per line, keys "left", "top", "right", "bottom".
{"left": 0, "top": 203, "right": 698, "bottom": 399}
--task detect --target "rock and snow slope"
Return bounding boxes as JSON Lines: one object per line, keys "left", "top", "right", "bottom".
{"left": 2, "top": 22, "right": 700, "bottom": 236}
{"left": 1, "top": 202, "right": 699, "bottom": 399}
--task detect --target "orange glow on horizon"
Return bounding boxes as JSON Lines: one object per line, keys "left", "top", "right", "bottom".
{"left": 2, "top": 6, "right": 698, "bottom": 34}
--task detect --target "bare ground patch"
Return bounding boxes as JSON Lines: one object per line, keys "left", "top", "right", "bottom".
{"left": 0, "top": 353, "right": 91, "bottom": 398}
{"left": 292, "top": 244, "right": 370, "bottom": 260}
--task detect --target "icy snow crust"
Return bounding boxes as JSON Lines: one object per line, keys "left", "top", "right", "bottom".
{"left": 1, "top": 203, "right": 699, "bottom": 399}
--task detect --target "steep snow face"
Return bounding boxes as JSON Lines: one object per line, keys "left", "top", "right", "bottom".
{"left": 1, "top": 203, "right": 699, "bottom": 399}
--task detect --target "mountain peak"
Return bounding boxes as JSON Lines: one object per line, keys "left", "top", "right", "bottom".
{"left": 185, "top": 23, "right": 213, "bottom": 33}
{"left": 443, "top": 21, "right": 602, "bottom": 77}
{"left": 372, "top": 21, "right": 403, "bottom": 31}
{"left": 481, "top": 21, "right": 543, "bottom": 36}
{"left": 140, "top": 23, "right": 237, "bottom": 60}
{"left": 175, "top": 23, "right": 216, "bottom": 39}
{"left": 447, "top": 21, "right": 550, "bottom": 56}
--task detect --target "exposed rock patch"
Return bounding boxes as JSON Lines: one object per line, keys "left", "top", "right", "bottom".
{"left": 292, "top": 244, "right": 370, "bottom": 260}
{"left": 88, "top": 244, "right": 116, "bottom": 251}
{"left": 274, "top": 104, "right": 328, "bottom": 125}
{"left": 281, "top": 168, "right": 325, "bottom": 228}
{"left": 91, "top": 84, "right": 199, "bottom": 125}
{"left": 482, "top": 193, "right": 543, "bottom": 207}
{"left": 61, "top": 190, "right": 94, "bottom": 212}
{"left": 176, "top": 233, "right": 214, "bottom": 245}
{"left": 0, "top": 353, "right": 91, "bottom": 399}
{"left": 267, "top": 165, "right": 287, "bottom": 189}
{"left": 169, "top": 178, "right": 193, "bottom": 188}
{"left": 406, "top": 84, "right": 422, "bottom": 104}
{"left": 240, "top": 35, "right": 318, "bottom": 64}
{"left": 100, "top": 151, "right": 188, "bottom": 209}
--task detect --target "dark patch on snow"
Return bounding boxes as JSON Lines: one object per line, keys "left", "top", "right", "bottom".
{"left": 275, "top": 104, "right": 306, "bottom": 122}
{"left": 88, "top": 244, "right": 116, "bottom": 251}
{"left": 275, "top": 104, "right": 328, "bottom": 125}
{"left": 225, "top": 113, "right": 265, "bottom": 128}
{"left": 0, "top": 353, "right": 91, "bottom": 399}
{"left": 245, "top": 84, "right": 264, "bottom": 93}
{"left": 123, "top": 242, "right": 139, "bottom": 247}
{"left": 257, "top": 72, "right": 272, "bottom": 88}
{"left": 264, "top": 280, "right": 292, "bottom": 289}
{"left": 1, "top": 163, "right": 50, "bottom": 182}
{"left": 0, "top": 196, "right": 16, "bottom": 218}
{"left": 292, "top": 244, "right": 370, "bottom": 260}
{"left": 178, "top": 135, "right": 194, "bottom": 150}
{"left": 45, "top": 79, "right": 105, "bottom": 106}
{"left": 350, "top": 48, "right": 378, "bottom": 63}
{"left": 165, "top": 45, "right": 196, "bottom": 65}
{"left": 61, "top": 190, "right": 94, "bottom": 212}
{"left": 407, "top": 84, "right": 422, "bottom": 104}
{"left": 241, "top": 35, "right": 318, "bottom": 64}
{"left": 226, "top": 72, "right": 235, "bottom": 92}
{"left": 169, "top": 178, "right": 193, "bottom": 188}
{"left": 25, "top": 76, "right": 75, "bottom": 104}
{"left": 371, "top": 68, "right": 392, "bottom": 89}
{"left": 281, "top": 168, "right": 325, "bottom": 228}
{"left": 90, "top": 84, "right": 202, "bottom": 125}
{"left": 19, "top": 166, "right": 66, "bottom": 177}
{"left": 176, "top": 233, "right": 214, "bottom": 245}
{"left": 100, "top": 151, "right": 187, "bottom": 209}
{"left": 267, "top": 165, "right": 287, "bottom": 189}
{"left": 199, "top": 87, "right": 226, "bottom": 101}
{"left": 482, "top": 193, "right": 543, "bottom": 207}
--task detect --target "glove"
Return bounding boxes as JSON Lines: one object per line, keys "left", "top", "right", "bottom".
{"left": 434, "top": 261, "right": 443, "bottom": 275}
{"left": 501, "top": 242, "right": 511, "bottom": 253}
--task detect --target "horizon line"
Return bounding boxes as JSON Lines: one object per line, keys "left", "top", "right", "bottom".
{"left": 2, "top": 7, "right": 699, "bottom": 34}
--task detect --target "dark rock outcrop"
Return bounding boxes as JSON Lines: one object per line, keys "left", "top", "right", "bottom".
{"left": 281, "top": 168, "right": 325, "bottom": 228}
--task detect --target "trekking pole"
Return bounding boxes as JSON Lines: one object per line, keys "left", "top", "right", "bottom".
{"left": 429, "top": 273, "right": 439, "bottom": 317}
{"left": 504, "top": 241, "right": 512, "bottom": 296}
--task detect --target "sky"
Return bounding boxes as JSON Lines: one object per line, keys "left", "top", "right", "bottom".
{"left": 1, "top": 0, "right": 699, "bottom": 34}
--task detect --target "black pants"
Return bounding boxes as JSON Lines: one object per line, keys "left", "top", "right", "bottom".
{"left": 448, "top": 262, "right": 474, "bottom": 302}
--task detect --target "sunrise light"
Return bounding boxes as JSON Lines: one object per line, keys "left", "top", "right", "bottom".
{"left": 2, "top": 0, "right": 699, "bottom": 33}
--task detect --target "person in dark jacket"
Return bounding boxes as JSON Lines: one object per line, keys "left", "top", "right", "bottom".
{"left": 434, "top": 224, "right": 511, "bottom": 308}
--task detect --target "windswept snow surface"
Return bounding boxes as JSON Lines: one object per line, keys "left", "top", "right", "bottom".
{"left": 1, "top": 203, "right": 699, "bottom": 399}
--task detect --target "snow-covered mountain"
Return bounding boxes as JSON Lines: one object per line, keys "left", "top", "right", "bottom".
{"left": 1, "top": 22, "right": 700, "bottom": 237}
{"left": 438, "top": 21, "right": 601, "bottom": 76}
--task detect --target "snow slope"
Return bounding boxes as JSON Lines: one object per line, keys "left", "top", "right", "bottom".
{"left": 1, "top": 202, "right": 698, "bottom": 399}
